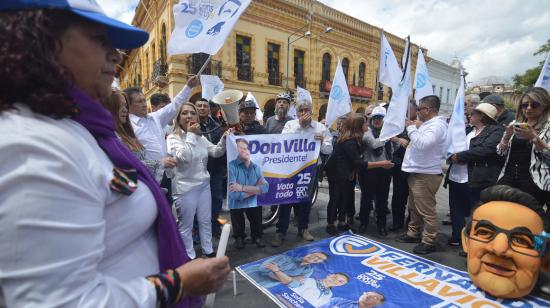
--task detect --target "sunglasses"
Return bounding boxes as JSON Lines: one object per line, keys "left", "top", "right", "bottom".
{"left": 465, "top": 219, "right": 550, "bottom": 258}
{"left": 520, "top": 101, "right": 541, "bottom": 109}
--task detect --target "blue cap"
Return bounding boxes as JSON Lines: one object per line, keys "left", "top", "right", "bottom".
{"left": 0, "top": 0, "right": 149, "bottom": 49}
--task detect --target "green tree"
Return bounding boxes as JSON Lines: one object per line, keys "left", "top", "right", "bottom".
{"left": 513, "top": 38, "right": 550, "bottom": 89}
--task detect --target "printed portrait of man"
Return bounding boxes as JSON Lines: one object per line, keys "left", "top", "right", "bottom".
{"left": 228, "top": 138, "right": 269, "bottom": 209}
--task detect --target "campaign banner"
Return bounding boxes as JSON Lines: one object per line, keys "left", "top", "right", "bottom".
{"left": 226, "top": 133, "right": 320, "bottom": 209}
{"left": 237, "top": 232, "right": 550, "bottom": 308}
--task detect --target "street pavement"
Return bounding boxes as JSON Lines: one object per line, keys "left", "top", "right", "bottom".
{"left": 209, "top": 179, "right": 469, "bottom": 307}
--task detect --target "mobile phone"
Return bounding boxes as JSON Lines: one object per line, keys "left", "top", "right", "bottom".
{"left": 514, "top": 122, "right": 528, "bottom": 129}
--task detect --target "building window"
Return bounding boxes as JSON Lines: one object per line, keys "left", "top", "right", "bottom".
{"left": 267, "top": 43, "right": 280, "bottom": 86}
{"left": 190, "top": 53, "right": 211, "bottom": 75}
{"left": 322, "top": 53, "right": 331, "bottom": 81}
{"left": 294, "top": 49, "right": 305, "bottom": 88}
{"left": 161, "top": 23, "right": 167, "bottom": 63}
{"left": 342, "top": 57, "right": 350, "bottom": 83}
{"left": 455, "top": 89, "right": 458, "bottom": 99}
{"left": 236, "top": 35, "right": 252, "bottom": 81}
{"left": 358, "top": 62, "right": 366, "bottom": 87}
{"left": 446, "top": 88, "right": 450, "bottom": 104}
{"left": 432, "top": 85, "right": 436, "bottom": 93}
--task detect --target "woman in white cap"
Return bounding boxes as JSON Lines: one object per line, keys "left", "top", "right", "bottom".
{"left": 0, "top": 2, "right": 229, "bottom": 307}
{"left": 358, "top": 106, "right": 397, "bottom": 236}
{"left": 447, "top": 103, "right": 504, "bottom": 246}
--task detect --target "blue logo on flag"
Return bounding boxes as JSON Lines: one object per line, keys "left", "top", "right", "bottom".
{"left": 330, "top": 234, "right": 384, "bottom": 257}
{"left": 185, "top": 20, "right": 203, "bottom": 38}
{"left": 213, "top": 86, "right": 220, "bottom": 93}
{"left": 416, "top": 73, "right": 427, "bottom": 88}
{"left": 330, "top": 85, "right": 343, "bottom": 101}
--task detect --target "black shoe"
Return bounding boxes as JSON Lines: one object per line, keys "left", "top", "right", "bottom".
{"left": 388, "top": 225, "right": 403, "bottom": 232}
{"left": 442, "top": 220, "right": 452, "bottom": 226}
{"left": 396, "top": 234, "right": 421, "bottom": 243}
{"left": 235, "top": 238, "right": 245, "bottom": 250}
{"left": 413, "top": 243, "right": 436, "bottom": 255}
{"left": 337, "top": 223, "right": 349, "bottom": 231}
{"left": 253, "top": 238, "right": 266, "bottom": 248}
{"left": 326, "top": 225, "right": 338, "bottom": 236}
{"left": 358, "top": 224, "right": 368, "bottom": 233}
{"left": 378, "top": 227, "right": 388, "bottom": 236}
{"left": 447, "top": 239, "right": 460, "bottom": 247}
{"left": 205, "top": 252, "right": 216, "bottom": 258}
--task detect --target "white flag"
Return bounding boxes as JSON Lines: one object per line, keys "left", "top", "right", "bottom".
{"left": 168, "top": 0, "right": 251, "bottom": 55}
{"left": 378, "top": 31, "right": 403, "bottom": 89}
{"left": 414, "top": 49, "right": 434, "bottom": 102}
{"left": 325, "top": 58, "right": 352, "bottom": 128}
{"left": 288, "top": 105, "right": 297, "bottom": 119}
{"left": 245, "top": 92, "right": 263, "bottom": 122}
{"left": 379, "top": 38, "right": 412, "bottom": 141}
{"left": 200, "top": 75, "right": 224, "bottom": 100}
{"left": 535, "top": 51, "right": 550, "bottom": 90}
{"left": 296, "top": 86, "right": 312, "bottom": 104}
{"left": 445, "top": 73, "right": 467, "bottom": 156}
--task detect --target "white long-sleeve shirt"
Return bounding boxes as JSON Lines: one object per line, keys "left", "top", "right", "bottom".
{"left": 167, "top": 131, "right": 226, "bottom": 195}
{"left": 130, "top": 86, "right": 192, "bottom": 160}
{"left": 0, "top": 105, "right": 158, "bottom": 307}
{"left": 282, "top": 120, "right": 333, "bottom": 155}
{"left": 402, "top": 116, "right": 448, "bottom": 174}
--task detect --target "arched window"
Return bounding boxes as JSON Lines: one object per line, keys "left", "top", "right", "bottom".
{"left": 341, "top": 57, "right": 349, "bottom": 83}
{"left": 358, "top": 62, "right": 366, "bottom": 87}
{"left": 161, "top": 23, "right": 167, "bottom": 63}
{"left": 322, "top": 53, "right": 331, "bottom": 81}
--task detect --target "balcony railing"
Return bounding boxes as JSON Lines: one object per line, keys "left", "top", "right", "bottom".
{"left": 237, "top": 64, "right": 254, "bottom": 82}
{"left": 187, "top": 55, "right": 222, "bottom": 77}
{"left": 152, "top": 59, "right": 168, "bottom": 87}
{"left": 268, "top": 70, "right": 282, "bottom": 86}
{"left": 294, "top": 75, "right": 306, "bottom": 88}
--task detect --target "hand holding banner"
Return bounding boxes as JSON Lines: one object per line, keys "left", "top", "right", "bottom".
{"left": 168, "top": 0, "right": 252, "bottom": 55}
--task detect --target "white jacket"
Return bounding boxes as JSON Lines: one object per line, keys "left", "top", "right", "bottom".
{"left": 167, "top": 131, "right": 226, "bottom": 194}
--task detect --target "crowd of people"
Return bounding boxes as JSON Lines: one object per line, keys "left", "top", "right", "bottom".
{"left": 1, "top": 1, "right": 550, "bottom": 307}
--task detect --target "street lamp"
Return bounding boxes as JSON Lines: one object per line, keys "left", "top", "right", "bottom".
{"left": 285, "top": 25, "right": 333, "bottom": 90}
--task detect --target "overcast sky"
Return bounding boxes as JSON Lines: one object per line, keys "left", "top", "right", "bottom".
{"left": 99, "top": 0, "right": 550, "bottom": 84}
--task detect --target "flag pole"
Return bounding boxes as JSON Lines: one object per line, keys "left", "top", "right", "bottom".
{"left": 196, "top": 55, "right": 213, "bottom": 77}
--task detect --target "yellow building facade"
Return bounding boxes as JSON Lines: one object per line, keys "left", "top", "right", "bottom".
{"left": 118, "top": 0, "right": 422, "bottom": 120}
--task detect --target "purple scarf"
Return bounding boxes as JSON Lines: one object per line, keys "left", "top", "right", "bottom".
{"left": 71, "top": 87, "right": 200, "bottom": 308}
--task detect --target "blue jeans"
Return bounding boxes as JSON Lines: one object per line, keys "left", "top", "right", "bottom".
{"left": 448, "top": 180, "right": 474, "bottom": 242}
{"left": 276, "top": 201, "right": 312, "bottom": 234}
{"left": 210, "top": 173, "right": 224, "bottom": 236}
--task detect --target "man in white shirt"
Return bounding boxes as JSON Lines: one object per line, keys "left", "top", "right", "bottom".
{"left": 397, "top": 95, "right": 448, "bottom": 255}
{"left": 271, "top": 99, "right": 333, "bottom": 247}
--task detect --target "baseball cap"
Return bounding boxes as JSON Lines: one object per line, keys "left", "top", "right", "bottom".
{"left": 0, "top": 0, "right": 149, "bottom": 49}
{"left": 239, "top": 100, "right": 258, "bottom": 111}
{"left": 371, "top": 106, "right": 386, "bottom": 118}
{"left": 482, "top": 94, "right": 504, "bottom": 106}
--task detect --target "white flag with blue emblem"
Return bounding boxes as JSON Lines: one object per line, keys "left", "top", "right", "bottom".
{"left": 445, "top": 73, "right": 467, "bottom": 156}
{"left": 296, "top": 86, "right": 312, "bottom": 104}
{"left": 535, "top": 51, "right": 550, "bottom": 90}
{"left": 245, "top": 92, "right": 263, "bottom": 122}
{"left": 379, "top": 37, "right": 412, "bottom": 141}
{"left": 325, "top": 58, "right": 352, "bottom": 128}
{"left": 378, "top": 31, "right": 402, "bottom": 89}
{"left": 168, "top": 0, "right": 252, "bottom": 55}
{"left": 200, "top": 75, "right": 224, "bottom": 100}
{"left": 414, "top": 49, "right": 433, "bottom": 103}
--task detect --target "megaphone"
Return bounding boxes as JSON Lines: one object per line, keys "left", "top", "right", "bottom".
{"left": 212, "top": 89, "right": 243, "bottom": 125}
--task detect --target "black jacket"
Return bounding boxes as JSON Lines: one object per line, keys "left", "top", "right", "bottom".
{"left": 326, "top": 139, "right": 368, "bottom": 181}
{"left": 200, "top": 116, "right": 226, "bottom": 175}
{"left": 455, "top": 124, "right": 505, "bottom": 188}
{"left": 242, "top": 121, "right": 267, "bottom": 135}
{"left": 496, "top": 109, "right": 515, "bottom": 126}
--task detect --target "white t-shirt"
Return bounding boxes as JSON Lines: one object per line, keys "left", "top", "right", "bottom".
{"left": 0, "top": 105, "right": 159, "bottom": 307}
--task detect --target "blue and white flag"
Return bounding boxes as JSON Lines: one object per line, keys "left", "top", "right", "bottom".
{"left": 325, "top": 58, "right": 352, "bottom": 128}
{"left": 378, "top": 31, "right": 403, "bottom": 89}
{"left": 414, "top": 49, "right": 434, "bottom": 103}
{"left": 445, "top": 72, "right": 467, "bottom": 157}
{"left": 200, "top": 75, "right": 224, "bottom": 100}
{"left": 245, "top": 92, "right": 263, "bottom": 122}
{"left": 535, "top": 51, "right": 550, "bottom": 90}
{"left": 168, "top": 0, "right": 251, "bottom": 55}
{"left": 296, "top": 86, "right": 312, "bottom": 105}
{"left": 379, "top": 37, "right": 412, "bottom": 141}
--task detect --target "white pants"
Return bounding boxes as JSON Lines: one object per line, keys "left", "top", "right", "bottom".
{"left": 174, "top": 182, "right": 213, "bottom": 259}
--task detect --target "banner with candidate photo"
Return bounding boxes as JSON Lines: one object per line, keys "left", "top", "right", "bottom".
{"left": 226, "top": 133, "right": 320, "bottom": 209}
{"left": 237, "top": 232, "right": 550, "bottom": 308}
